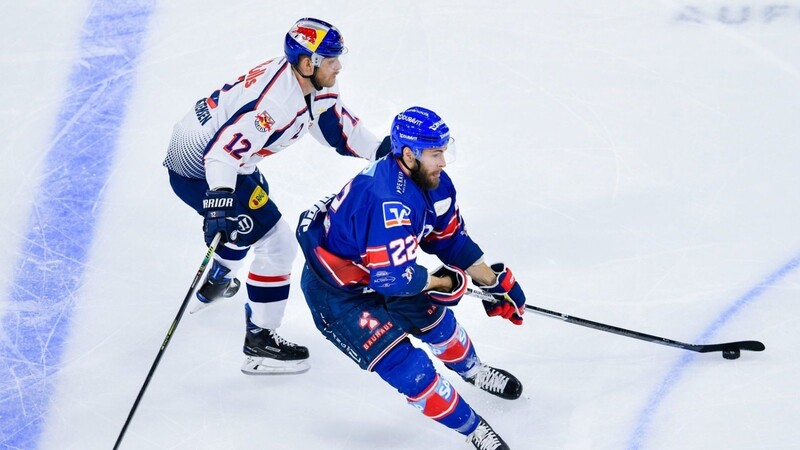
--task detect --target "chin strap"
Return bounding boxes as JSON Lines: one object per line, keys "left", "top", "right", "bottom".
{"left": 295, "top": 64, "right": 324, "bottom": 91}
{"left": 397, "top": 154, "right": 418, "bottom": 172}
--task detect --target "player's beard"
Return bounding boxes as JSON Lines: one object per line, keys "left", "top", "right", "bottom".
{"left": 410, "top": 162, "right": 440, "bottom": 190}
{"left": 313, "top": 70, "right": 337, "bottom": 89}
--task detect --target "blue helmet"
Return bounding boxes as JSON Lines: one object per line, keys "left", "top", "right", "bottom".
{"left": 390, "top": 107, "right": 451, "bottom": 158}
{"left": 284, "top": 18, "right": 346, "bottom": 67}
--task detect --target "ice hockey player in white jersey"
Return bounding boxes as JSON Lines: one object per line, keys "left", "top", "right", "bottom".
{"left": 163, "top": 17, "right": 391, "bottom": 375}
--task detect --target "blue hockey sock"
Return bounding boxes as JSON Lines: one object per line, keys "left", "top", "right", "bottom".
{"left": 374, "top": 341, "right": 478, "bottom": 434}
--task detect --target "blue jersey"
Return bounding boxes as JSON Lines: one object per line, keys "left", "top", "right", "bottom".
{"left": 297, "top": 156, "right": 483, "bottom": 297}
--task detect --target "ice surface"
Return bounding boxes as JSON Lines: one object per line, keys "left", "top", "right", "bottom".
{"left": 1, "top": 1, "right": 799, "bottom": 449}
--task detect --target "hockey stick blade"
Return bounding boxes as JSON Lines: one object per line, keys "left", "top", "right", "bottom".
{"left": 466, "top": 288, "right": 766, "bottom": 356}
{"left": 693, "top": 340, "right": 765, "bottom": 353}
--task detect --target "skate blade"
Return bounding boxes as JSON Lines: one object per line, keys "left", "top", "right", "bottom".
{"left": 189, "top": 279, "right": 241, "bottom": 315}
{"left": 240, "top": 356, "right": 310, "bottom": 375}
{"left": 188, "top": 298, "right": 216, "bottom": 314}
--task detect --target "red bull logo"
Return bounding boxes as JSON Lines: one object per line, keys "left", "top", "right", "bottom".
{"left": 293, "top": 25, "right": 318, "bottom": 44}
{"left": 255, "top": 110, "right": 275, "bottom": 132}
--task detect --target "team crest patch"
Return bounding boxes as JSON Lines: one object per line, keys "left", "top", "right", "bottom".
{"left": 249, "top": 186, "right": 269, "bottom": 209}
{"left": 255, "top": 110, "right": 275, "bottom": 132}
{"left": 382, "top": 201, "right": 411, "bottom": 228}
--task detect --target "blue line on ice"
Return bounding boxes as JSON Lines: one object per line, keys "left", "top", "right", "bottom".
{"left": 627, "top": 253, "right": 800, "bottom": 449}
{"left": 0, "top": 2, "right": 154, "bottom": 447}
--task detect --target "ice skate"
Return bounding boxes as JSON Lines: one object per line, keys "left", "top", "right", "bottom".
{"left": 468, "top": 417, "right": 510, "bottom": 450}
{"left": 241, "top": 304, "right": 310, "bottom": 375}
{"left": 465, "top": 364, "right": 523, "bottom": 400}
{"left": 189, "top": 260, "right": 241, "bottom": 314}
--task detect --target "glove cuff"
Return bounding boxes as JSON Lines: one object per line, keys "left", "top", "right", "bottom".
{"left": 427, "top": 265, "right": 467, "bottom": 306}
{"left": 476, "top": 263, "right": 513, "bottom": 294}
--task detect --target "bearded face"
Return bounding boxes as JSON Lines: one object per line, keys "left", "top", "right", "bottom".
{"left": 409, "top": 146, "right": 447, "bottom": 190}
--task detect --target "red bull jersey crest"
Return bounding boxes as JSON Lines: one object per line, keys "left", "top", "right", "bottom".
{"left": 255, "top": 110, "right": 275, "bottom": 132}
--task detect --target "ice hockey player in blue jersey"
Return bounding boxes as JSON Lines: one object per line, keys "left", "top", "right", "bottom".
{"left": 296, "top": 107, "right": 527, "bottom": 449}
{"left": 163, "top": 18, "right": 391, "bottom": 375}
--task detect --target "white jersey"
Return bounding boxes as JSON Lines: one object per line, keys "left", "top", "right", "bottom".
{"left": 164, "top": 56, "right": 381, "bottom": 190}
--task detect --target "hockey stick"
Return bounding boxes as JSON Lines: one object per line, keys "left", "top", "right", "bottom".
{"left": 466, "top": 288, "right": 765, "bottom": 359}
{"left": 113, "top": 233, "right": 222, "bottom": 450}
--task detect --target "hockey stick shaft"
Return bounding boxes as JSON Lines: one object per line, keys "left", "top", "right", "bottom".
{"left": 113, "top": 233, "right": 222, "bottom": 450}
{"left": 466, "top": 288, "right": 764, "bottom": 354}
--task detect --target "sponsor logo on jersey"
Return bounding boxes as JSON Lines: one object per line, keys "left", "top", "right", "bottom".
{"left": 255, "top": 110, "right": 275, "bottom": 132}
{"left": 361, "top": 320, "right": 394, "bottom": 351}
{"left": 402, "top": 266, "right": 415, "bottom": 283}
{"left": 248, "top": 186, "right": 269, "bottom": 209}
{"left": 358, "top": 311, "right": 380, "bottom": 331}
{"left": 324, "top": 328, "right": 361, "bottom": 364}
{"left": 194, "top": 98, "right": 212, "bottom": 126}
{"left": 245, "top": 60, "right": 270, "bottom": 88}
{"left": 382, "top": 201, "right": 411, "bottom": 228}
{"left": 395, "top": 171, "right": 406, "bottom": 194}
{"left": 372, "top": 269, "right": 396, "bottom": 285}
{"left": 372, "top": 275, "right": 396, "bottom": 287}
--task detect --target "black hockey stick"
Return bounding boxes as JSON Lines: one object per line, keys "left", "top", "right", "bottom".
{"left": 466, "top": 288, "right": 765, "bottom": 359}
{"left": 113, "top": 233, "right": 222, "bottom": 450}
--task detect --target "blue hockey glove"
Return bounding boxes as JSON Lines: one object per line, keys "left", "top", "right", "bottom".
{"left": 426, "top": 264, "right": 467, "bottom": 306}
{"left": 475, "top": 263, "right": 526, "bottom": 325}
{"left": 202, "top": 189, "right": 239, "bottom": 245}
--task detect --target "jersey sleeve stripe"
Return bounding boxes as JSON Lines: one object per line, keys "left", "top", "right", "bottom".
{"left": 363, "top": 246, "right": 390, "bottom": 268}
{"left": 332, "top": 108, "right": 360, "bottom": 157}
{"left": 313, "top": 246, "right": 370, "bottom": 286}
{"left": 425, "top": 212, "right": 460, "bottom": 241}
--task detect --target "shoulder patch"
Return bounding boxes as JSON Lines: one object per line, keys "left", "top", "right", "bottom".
{"left": 382, "top": 201, "right": 411, "bottom": 228}
{"left": 249, "top": 185, "right": 269, "bottom": 209}
{"left": 255, "top": 110, "right": 275, "bottom": 132}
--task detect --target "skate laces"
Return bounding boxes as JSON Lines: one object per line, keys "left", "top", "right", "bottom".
{"left": 470, "top": 421, "right": 502, "bottom": 450}
{"left": 267, "top": 329, "right": 298, "bottom": 348}
{"left": 473, "top": 366, "right": 509, "bottom": 394}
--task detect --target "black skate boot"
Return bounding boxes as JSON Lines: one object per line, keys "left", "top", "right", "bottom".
{"left": 468, "top": 417, "right": 511, "bottom": 450}
{"left": 241, "top": 303, "right": 310, "bottom": 375}
{"left": 192, "top": 260, "right": 241, "bottom": 313}
{"left": 465, "top": 364, "right": 523, "bottom": 400}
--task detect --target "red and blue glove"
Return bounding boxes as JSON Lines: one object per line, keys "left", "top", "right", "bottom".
{"left": 426, "top": 265, "right": 467, "bottom": 306}
{"left": 475, "top": 263, "right": 526, "bottom": 325}
{"left": 202, "top": 189, "right": 239, "bottom": 245}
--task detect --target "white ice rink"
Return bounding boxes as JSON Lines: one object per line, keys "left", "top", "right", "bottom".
{"left": 2, "top": 1, "right": 799, "bottom": 449}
